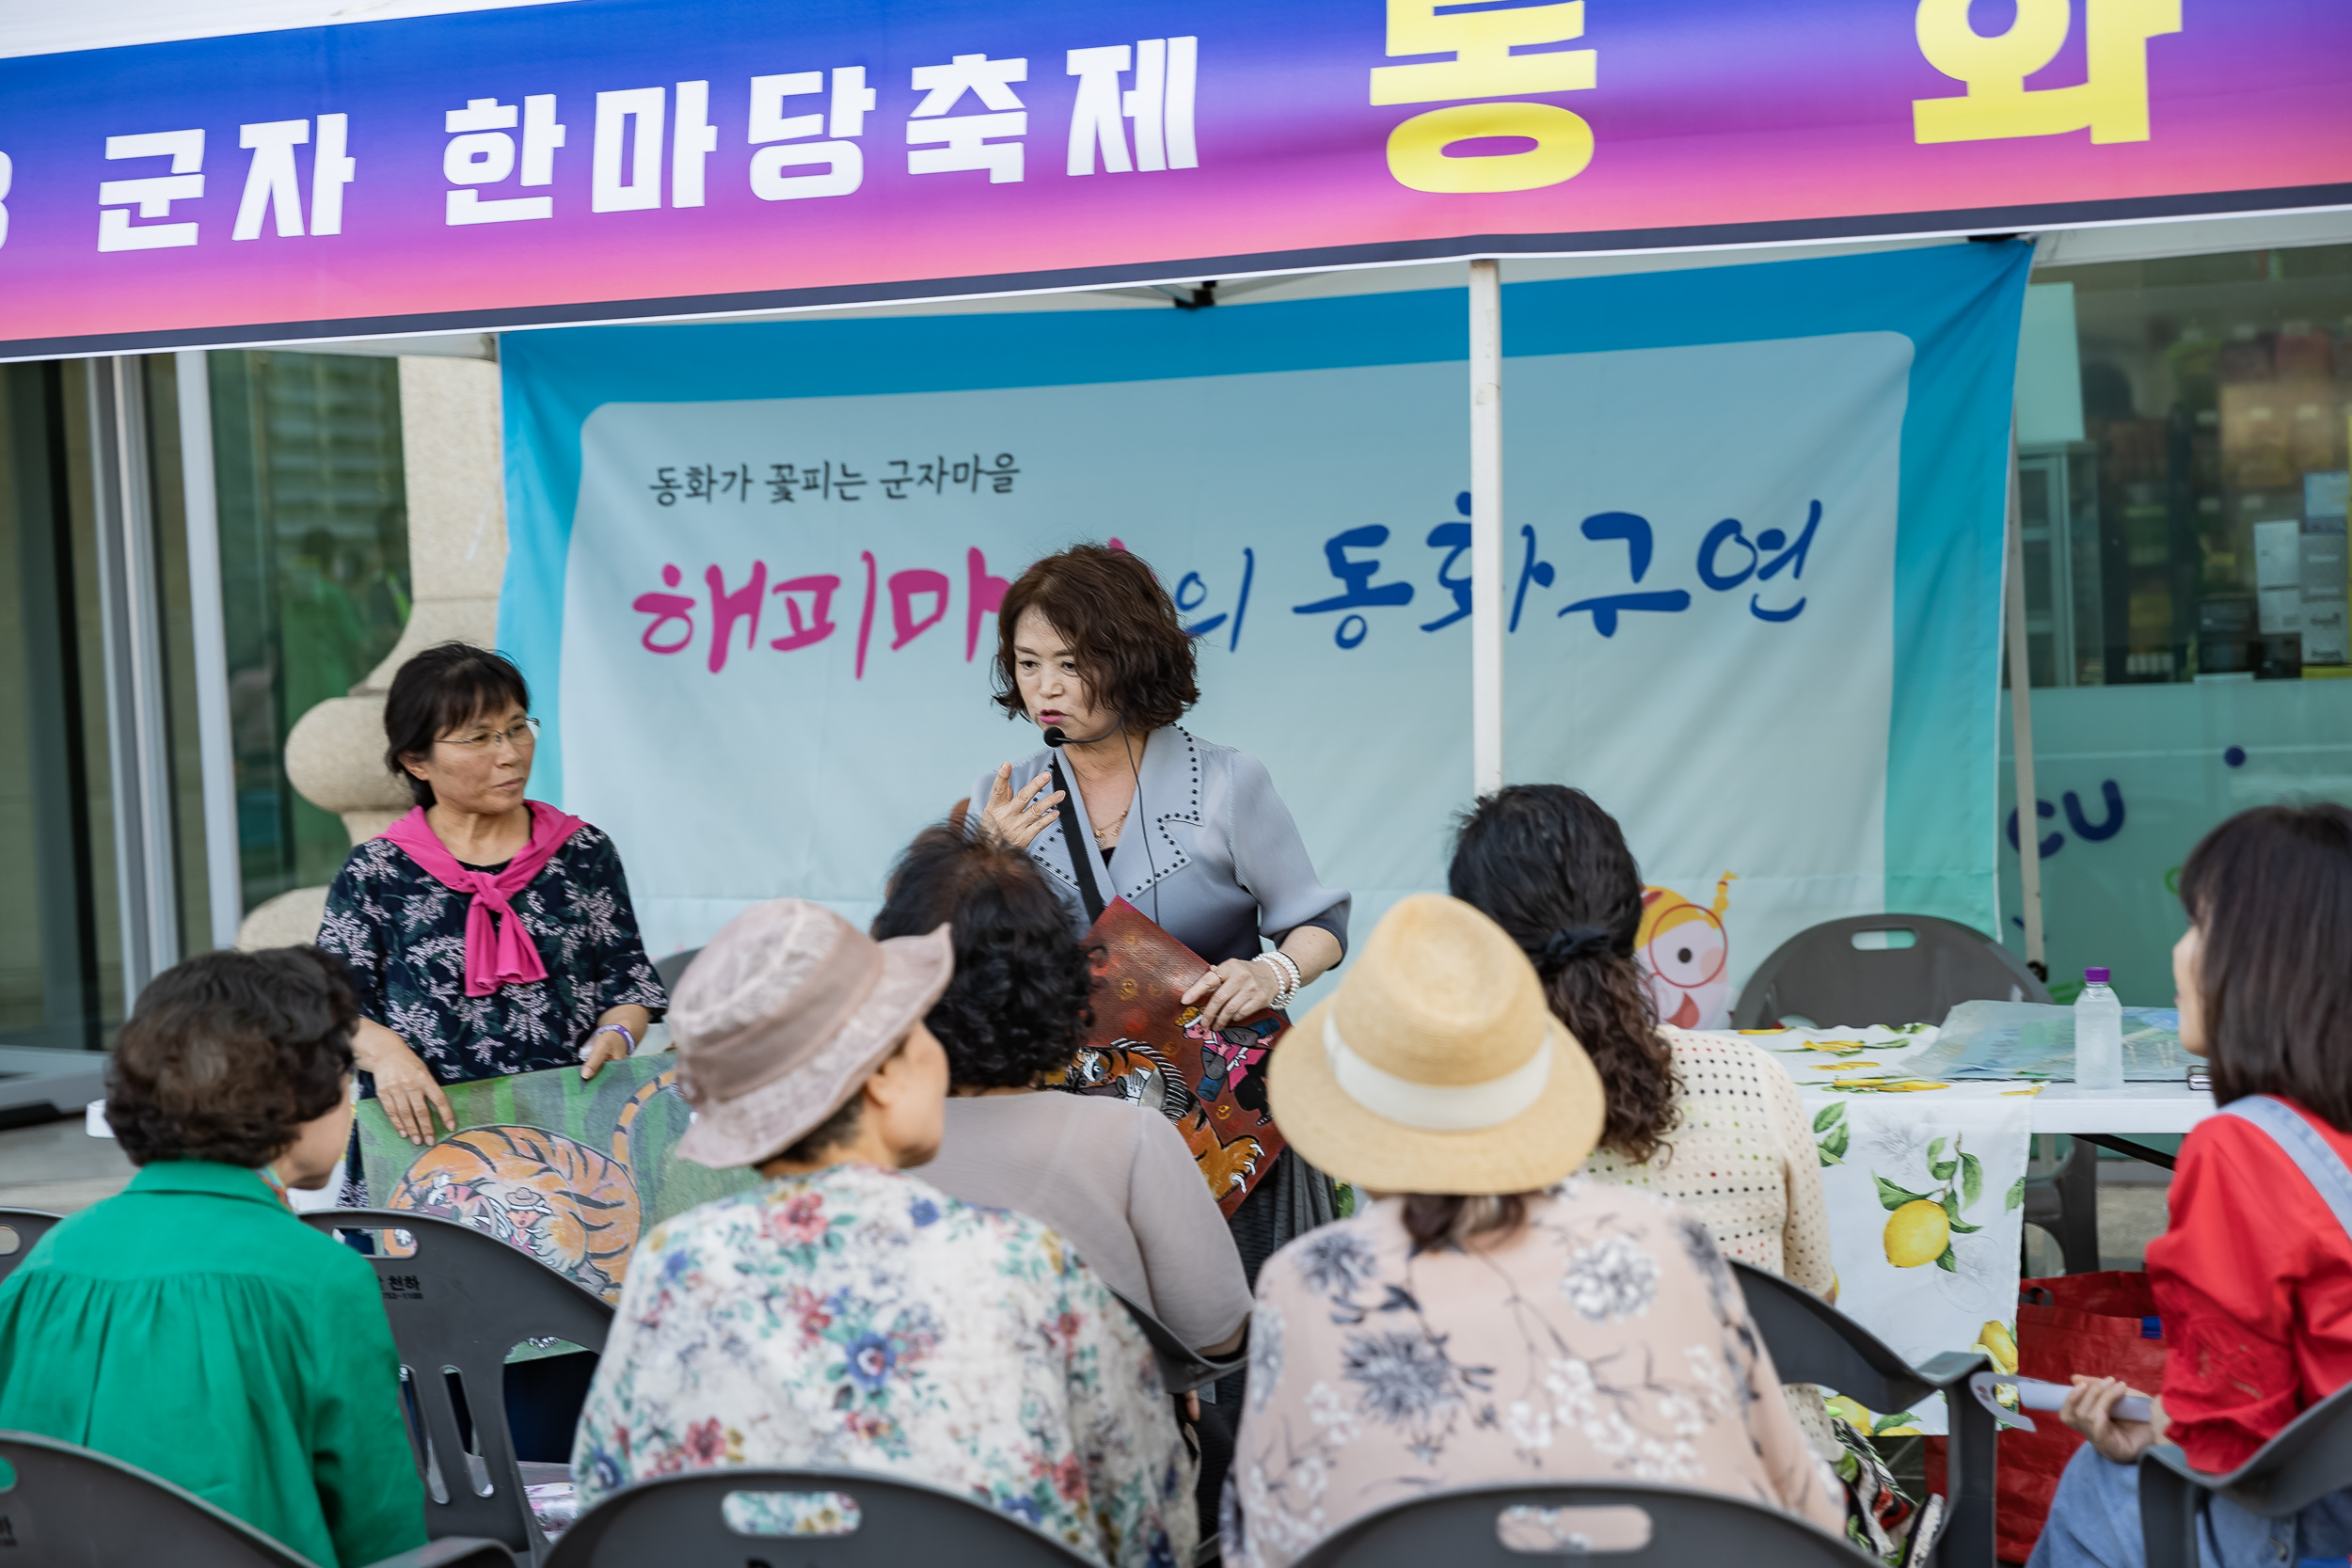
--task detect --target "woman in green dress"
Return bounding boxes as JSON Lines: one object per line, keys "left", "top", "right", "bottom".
{"left": 0, "top": 946, "right": 426, "bottom": 1568}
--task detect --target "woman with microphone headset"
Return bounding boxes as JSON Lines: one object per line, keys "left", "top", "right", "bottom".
{"left": 965, "top": 545, "right": 1349, "bottom": 1497}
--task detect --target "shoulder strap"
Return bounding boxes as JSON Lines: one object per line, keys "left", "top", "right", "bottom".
{"left": 1049, "top": 755, "right": 1107, "bottom": 926}
{"left": 2218, "top": 1095, "right": 2352, "bottom": 1243}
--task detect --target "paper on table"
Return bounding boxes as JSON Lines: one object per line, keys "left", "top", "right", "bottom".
{"left": 1908, "top": 1002, "right": 2196, "bottom": 1082}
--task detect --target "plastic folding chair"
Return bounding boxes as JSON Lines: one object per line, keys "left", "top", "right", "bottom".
{"left": 1733, "top": 913, "right": 2097, "bottom": 1268}
{"left": 0, "top": 1207, "right": 61, "bottom": 1284}
{"left": 302, "top": 1210, "right": 614, "bottom": 1564}
{"left": 1111, "top": 1290, "right": 1248, "bottom": 1398}
{"left": 1285, "top": 1480, "right": 1866, "bottom": 1566}
{"left": 1732, "top": 1260, "right": 1990, "bottom": 1565}
{"left": 1731, "top": 914, "right": 2052, "bottom": 1030}
{"left": 2139, "top": 1381, "right": 2352, "bottom": 1568}
{"left": 0, "top": 1430, "right": 515, "bottom": 1568}
{"left": 2021, "top": 1136, "right": 2102, "bottom": 1275}
{"left": 654, "top": 948, "right": 702, "bottom": 993}
{"left": 543, "top": 1466, "right": 1096, "bottom": 1567}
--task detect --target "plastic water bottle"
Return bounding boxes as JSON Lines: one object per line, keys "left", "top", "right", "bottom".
{"left": 2075, "top": 967, "right": 2124, "bottom": 1091}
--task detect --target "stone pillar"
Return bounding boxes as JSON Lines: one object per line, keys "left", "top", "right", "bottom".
{"left": 237, "top": 355, "right": 508, "bottom": 950}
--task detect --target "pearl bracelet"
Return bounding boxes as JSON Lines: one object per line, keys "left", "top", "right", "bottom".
{"left": 1257, "top": 951, "right": 1302, "bottom": 1010}
{"left": 1273, "top": 950, "right": 1302, "bottom": 998}
{"left": 1250, "top": 956, "right": 1290, "bottom": 1010}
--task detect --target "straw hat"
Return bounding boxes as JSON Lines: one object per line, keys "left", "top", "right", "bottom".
{"left": 669, "top": 899, "right": 952, "bottom": 1169}
{"left": 1267, "top": 893, "right": 1606, "bottom": 1194}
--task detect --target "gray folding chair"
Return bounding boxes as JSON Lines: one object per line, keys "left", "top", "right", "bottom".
{"left": 1732, "top": 916, "right": 2096, "bottom": 1275}
{"left": 654, "top": 948, "right": 702, "bottom": 992}
{"left": 0, "top": 1207, "right": 61, "bottom": 1284}
{"left": 2139, "top": 1380, "right": 2352, "bottom": 1568}
{"left": 1112, "top": 1291, "right": 1248, "bottom": 1397}
{"left": 1286, "top": 1480, "right": 1866, "bottom": 1566}
{"left": 1733, "top": 1260, "right": 1989, "bottom": 1565}
{"left": 543, "top": 1466, "right": 1095, "bottom": 1567}
{"left": 1731, "top": 914, "right": 2052, "bottom": 1029}
{"left": 303, "top": 1210, "right": 615, "bottom": 1564}
{"left": 0, "top": 1430, "right": 516, "bottom": 1568}
{"left": 2022, "top": 1136, "right": 2102, "bottom": 1276}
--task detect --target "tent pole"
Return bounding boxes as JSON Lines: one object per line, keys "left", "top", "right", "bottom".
{"left": 2004, "top": 415, "right": 2047, "bottom": 979}
{"left": 176, "top": 349, "right": 243, "bottom": 952}
{"left": 1470, "top": 259, "right": 1503, "bottom": 798}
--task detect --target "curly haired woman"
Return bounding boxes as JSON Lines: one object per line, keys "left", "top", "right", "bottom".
{"left": 880, "top": 823, "right": 1251, "bottom": 1358}
{"left": 1449, "top": 785, "right": 1836, "bottom": 1455}
{"left": 1448, "top": 785, "right": 1831, "bottom": 1291}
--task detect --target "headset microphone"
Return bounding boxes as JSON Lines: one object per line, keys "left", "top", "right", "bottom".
{"left": 1041, "top": 719, "right": 1122, "bottom": 748}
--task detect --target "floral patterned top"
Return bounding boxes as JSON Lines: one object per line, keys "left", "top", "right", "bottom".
{"left": 1221, "top": 1182, "right": 1843, "bottom": 1568}
{"left": 316, "top": 816, "right": 667, "bottom": 1085}
{"left": 572, "top": 1164, "right": 1195, "bottom": 1568}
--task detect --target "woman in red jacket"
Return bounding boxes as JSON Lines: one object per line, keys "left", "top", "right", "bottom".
{"left": 2029, "top": 802, "right": 2352, "bottom": 1568}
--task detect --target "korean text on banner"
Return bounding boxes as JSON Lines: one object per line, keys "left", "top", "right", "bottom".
{"left": 0, "top": 0, "right": 2338, "bottom": 355}
{"left": 500, "top": 244, "right": 2028, "bottom": 1011}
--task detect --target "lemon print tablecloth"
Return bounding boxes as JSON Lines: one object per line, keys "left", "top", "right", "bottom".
{"left": 1759, "top": 1024, "right": 2034, "bottom": 1437}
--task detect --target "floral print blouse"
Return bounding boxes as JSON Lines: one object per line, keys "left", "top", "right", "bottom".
{"left": 316, "top": 820, "right": 667, "bottom": 1085}
{"left": 572, "top": 1164, "right": 1195, "bottom": 1568}
{"left": 1221, "top": 1181, "right": 1843, "bottom": 1568}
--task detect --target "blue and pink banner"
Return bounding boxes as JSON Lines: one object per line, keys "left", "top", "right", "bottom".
{"left": 502, "top": 245, "right": 2031, "bottom": 999}
{"left": 0, "top": 0, "right": 2343, "bottom": 356}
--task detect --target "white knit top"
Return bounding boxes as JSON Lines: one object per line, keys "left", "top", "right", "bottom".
{"left": 1576, "top": 1026, "right": 1835, "bottom": 1295}
{"left": 1577, "top": 1027, "right": 1840, "bottom": 1455}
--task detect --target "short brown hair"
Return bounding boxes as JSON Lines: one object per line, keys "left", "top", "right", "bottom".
{"left": 2181, "top": 803, "right": 2352, "bottom": 1130}
{"left": 991, "top": 545, "right": 1199, "bottom": 733}
{"left": 107, "top": 947, "right": 358, "bottom": 1167}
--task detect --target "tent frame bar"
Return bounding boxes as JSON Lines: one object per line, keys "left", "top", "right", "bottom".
{"left": 2004, "top": 415, "right": 2047, "bottom": 976}
{"left": 1469, "top": 260, "right": 1504, "bottom": 799}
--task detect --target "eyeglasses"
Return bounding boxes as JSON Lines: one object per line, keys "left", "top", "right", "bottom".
{"left": 439, "top": 717, "right": 541, "bottom": 752}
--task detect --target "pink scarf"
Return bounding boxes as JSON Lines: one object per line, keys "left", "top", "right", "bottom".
{"left": 379, "top": 802, "right": 586, "bottom": 997}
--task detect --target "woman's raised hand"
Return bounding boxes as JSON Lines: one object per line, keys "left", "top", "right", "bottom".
{"left": 352, "top": 1019, "right": 456, "bottom": 1147}
{"left": 977, "top": 763, "right": 1065, "bottom": 850}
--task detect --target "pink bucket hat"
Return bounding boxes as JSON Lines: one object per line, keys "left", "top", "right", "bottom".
{"left": 669, "top": 899, "right": 953, "bottom": 1169}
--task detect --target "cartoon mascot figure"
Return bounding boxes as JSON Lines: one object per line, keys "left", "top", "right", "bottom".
{"left": 1637, "top": 872, "right": 1736, "bottom": 1031}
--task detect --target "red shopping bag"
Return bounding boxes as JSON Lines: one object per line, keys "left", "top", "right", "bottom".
{"left": 1929, "top": 1273, "right": 2170, "bottom": 1562}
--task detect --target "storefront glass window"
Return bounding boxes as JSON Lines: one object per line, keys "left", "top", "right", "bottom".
{"left": 0, "top": 364, "right": 119, "bottom": 1047}
{"left": 2025, "top": 245, "right": 2352, "bottom": 686}
{"left": 208, "top": 351, "right": 409, "bottom": 914}
{"left": 2007, "top": 245, "right": 2352, "bottom": 1004}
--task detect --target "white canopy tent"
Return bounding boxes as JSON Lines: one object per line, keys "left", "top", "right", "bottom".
{"left": 23, "top": 0, "right": 2352, "bottom": 989}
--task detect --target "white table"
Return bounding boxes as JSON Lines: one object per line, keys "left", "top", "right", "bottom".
{"left": 2027, "top": 1083, "right": 2211, "bottom": 1131}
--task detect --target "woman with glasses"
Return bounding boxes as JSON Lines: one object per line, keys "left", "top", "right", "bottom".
{"left": 316, "top": 641, "right": 667, "bottom": 1162}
